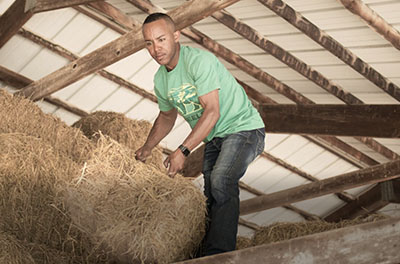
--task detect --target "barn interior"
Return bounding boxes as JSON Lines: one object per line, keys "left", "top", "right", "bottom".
{"left": 1, "top": 0, "right": 400, "bottom": 263}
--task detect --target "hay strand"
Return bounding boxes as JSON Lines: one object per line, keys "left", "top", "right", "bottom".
{"left": 73, "top": 111, "right": 164, "bottom": 170}
{"left": 64, "top": 135, "right": 206, "bottom": 263}
{"left": 0, "top": 89, "right": 94, "bottom": 164}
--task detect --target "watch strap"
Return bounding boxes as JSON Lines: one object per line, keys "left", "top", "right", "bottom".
{"left": 178, "top": 144, "right": 190, "bottom": 157}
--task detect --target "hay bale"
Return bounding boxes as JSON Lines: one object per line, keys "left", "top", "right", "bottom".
{"left": 236, "top": 236, "right": 252, "bottom": 250}
{"left": 64, "top": 135, "right": 207, "bottom": 263}
{"left": 0, "top": 133, "right": 96, "bottom": 259}
{"left": 252, "top": 214, "right": 389, "bottom": 246}
{"left": 252, "top": 220, "right": 336, "bottom": 246}
{"left": 73, "top": 111, "right": 164, "bottom": 170}
{"left": 0, "top": 232, "right": 35, "bottom": 264}
{"left": 0, "top": 89, "right": 94, "bottom": 164}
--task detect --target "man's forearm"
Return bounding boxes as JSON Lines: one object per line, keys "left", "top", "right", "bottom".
{"left": 144, "top": 110, "right": 177, "bottom": 149}
{"left": 182, "top": 107, "right": 219, "bottom": 151}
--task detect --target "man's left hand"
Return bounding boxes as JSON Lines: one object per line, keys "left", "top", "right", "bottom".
{"left": 164, "top": 149, "right": 186, "bottom": 177}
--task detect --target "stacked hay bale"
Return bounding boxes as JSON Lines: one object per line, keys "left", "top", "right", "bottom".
{"left": 73, "top": 111, "right": 165, "bottom": 171}
{"left": 0, "top": 91, "right": 104, "bottom": 262}
{"left": 64, "top": 135, "right": 207, "bottom": 263}
{"left": 251, "top": 214, "right": 388, "bottom": 247}
{"left": 0, "top": 90, "right": 94, "bottom": 164}
{"left": 0, "top": 90, "right": 207, "bottom": 263}
{"left": 236, "top": 236, "right": 252, "bottom": 250}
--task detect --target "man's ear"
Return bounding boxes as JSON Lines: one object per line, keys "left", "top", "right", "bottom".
{"left": 173, "top": 30, "right": 181, "bottom": 43}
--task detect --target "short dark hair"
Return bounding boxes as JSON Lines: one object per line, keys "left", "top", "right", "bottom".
{"left": 143, "top": 12, "right": 175, "bottom": 26}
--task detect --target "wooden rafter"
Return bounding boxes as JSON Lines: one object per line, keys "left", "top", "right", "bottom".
{"left": 31, "top": 0, "right": 100, "bottom": 13}
{"left": 212, "top": 9, "right": 364, "bottom": 105}
{"left": 325, "top": 184, "right": 387, "bottom": 222}
{"left": 177, "top": 217, "right": 400, "bottom": 264}
{"left": 239, "top": 181, "right": 320, "bottom": 221}
{"left": 16, "top": 0, "right": 241, "bottom": 100}
{"left": 85, "top": 1, "right": 141, "bottom": 29}
{"left": 0, "top": 0, "right": 101, "bottom": 48}
{"left": 258, "top": 104, "right": 400, "bottom": 138}
{"left": 258, "top": 0, "right": 400, "bottom": 102}
{"left": 0, "top": 0, "right": 35, "bottom": 48}
{"left": 240, "top": 159, "right": 400, "bottom": 215}
{"left": 326, "top": 180, "right": 400, "bottom": 222}
{"left": 340, "top": 0, "right": 400, "bottom": 51}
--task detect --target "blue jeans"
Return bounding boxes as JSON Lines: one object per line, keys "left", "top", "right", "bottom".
{"left": 201, "top": 128, "right": 265, "bottom": 256}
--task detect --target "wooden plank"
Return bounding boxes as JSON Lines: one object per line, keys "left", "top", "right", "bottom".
{"left": 240, "top": 159, "right": 400, "bottom": 215}
{"left": 33, "top": 0, "right": 100, "bottom": 12}
{"left": 175, "top": 217, "right": 400, "bottom": 264}
{"left": 258, "top": 0, "right": 400, "bottom": 102}
{"left": 340, "top": 0, "right": 400, "bottom": 51}
{"left": 258, "top": 104, "right": 400, "bottom": 138}
{"left": 85, "top": 1, "right": 141, "bottom": 29}
{"left": 16, "top": 0, "right": 240, "bottom": 101}
{"left": 325, "top": 184, "right": 388, "bottom": 222}
{"left": 0, "top": 0, "right": 34, "bottom": 48}
{"left": 212, "top": 10, "right": 364, "bottom": 105}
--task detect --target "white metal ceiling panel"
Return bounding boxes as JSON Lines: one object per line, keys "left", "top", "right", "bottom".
{"left": 19, "top": 49, "right": 69, "bottom": 80}
{"left": 24, "top": 8, "right": 78, "bottom": 40}
{"left": 0, "top": 35, "right": 41, "bottom": 72}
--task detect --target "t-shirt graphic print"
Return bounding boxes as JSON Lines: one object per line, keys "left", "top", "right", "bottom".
{"left": 167, "top": 83, "right": 203, "bottom": 122}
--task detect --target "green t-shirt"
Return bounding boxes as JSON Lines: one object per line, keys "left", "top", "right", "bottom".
{"left": 154, "top": 45, "right": 264, "bottom": 142}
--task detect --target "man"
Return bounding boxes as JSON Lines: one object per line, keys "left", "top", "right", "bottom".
{"left": 135, "top": 13, "right": 265, "bottom": 256}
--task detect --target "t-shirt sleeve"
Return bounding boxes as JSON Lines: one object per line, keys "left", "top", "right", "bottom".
{"left": 153, "top": 71, "right": 174, "bottom": 113}
{"left": 189, "top": 52, "right": 221, "bottom": 97}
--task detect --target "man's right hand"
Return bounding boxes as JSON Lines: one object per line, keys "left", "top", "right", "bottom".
{"left": 135, "top": 145, "right": 152, "bottom": 162}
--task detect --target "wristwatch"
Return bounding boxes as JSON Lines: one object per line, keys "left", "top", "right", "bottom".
{"left": 178, "top": 144, "right": 191, "bottom": 157}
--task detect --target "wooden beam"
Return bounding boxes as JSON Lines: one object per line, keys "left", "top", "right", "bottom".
{"left": 258, "top": 104, "right": 400, "bottom": 138}
{"left": 239, "top": 181, "right": 320, "bottom": 221}
{"left": 33, "top": 0, "right": 101, "bottom": 13}
{"left": 16, "top": 0, "right": 240, "bottom": 101}
{"left": 324, "top": 184, "right": 388, "bottom": 222}
{"left": 356, "top": 136, "right": 400, "bottom": 160}
{"left": 238, "top": 217, "right": 260, "bottom": 231}
{"left": 258, "top": 0, "right": 400, "bottom": 102}
{"left": 240, "top": 159, "right": 400, "bottom": 215}
{"left": 176, "top": 217, "right": 400, "bottom": 264}
{"left": 212, "top": 10, "right": 363, "bottom": 105}
{"left": 0, "top": 65, "right": 32, "bottom": 88}
{"left": 340, "top": 0, "right": 400, "bottom": 51}
{"left": 74, "top": 5, "right": 128, "bottom": 34}
{"left": 85, "top": 1, "right": 141, "bottom": 30}
{"left": 0, "top": 0, "right": 35, "bottom": 48}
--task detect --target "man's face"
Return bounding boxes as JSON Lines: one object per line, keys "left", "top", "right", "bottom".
{"left": 142, "top": 19, "right": 180, "bottom": 70}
